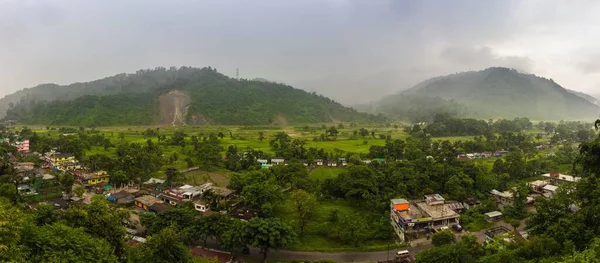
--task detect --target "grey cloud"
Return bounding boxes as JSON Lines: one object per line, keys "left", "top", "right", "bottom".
{"left": 441, "top": 46, "right": 533, "bottom": 73}
{"left": 0, "top": 0, "right": 597, "bottom": 105}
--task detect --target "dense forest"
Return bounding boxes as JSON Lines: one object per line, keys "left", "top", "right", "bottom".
{"left": 374, "top": 67, "right": 600, "bottom": 122}
{"left": 4, "top": 67, "right": 384, "bottom": 126}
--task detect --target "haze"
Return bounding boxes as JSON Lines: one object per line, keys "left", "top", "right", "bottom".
{"left": 1, "top": 0, "right": 600, "bottom": 105}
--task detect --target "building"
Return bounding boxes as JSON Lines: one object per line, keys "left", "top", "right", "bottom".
{"left": 528, "top": 180, "right": 550, "bottom": 193}
{"left": 194, "top": 200, "right": 209, "bottom": 212}
{"left": 134, "top": 195, "right": 163, "bottom": 210}
{"left": 390, "top": 195, "right": 460, "bottom": 242}
{"left": 210, "top": 186, "right": 235, "bottom": 200}
{"left": 484, "top": 211, "right": 503, "bottom": 222}
{"left": 76, "top": 170, "right": 110, "bottom": 186}
{"left": 271, "top": 158, "right": 285, "bottom": 166}
{"left": 16, "top": 140, "right": 29, "bottom": 152}
{"left": 107, "top": 190, "right": 135, "bottom": 205}
{"left": 542, "top": 172, "right": 580, "bottom": 185}
{"left": 257, "top": 159, "right": 270, "bottom": 169}
{"left": 490, "top": 189, "right": 535, "bottom": 206}
{"left": 315, "top": 159, "right": 324, "bottom": 166}
{"left": 542, "top": 184, "right": 558, "bottom": 197}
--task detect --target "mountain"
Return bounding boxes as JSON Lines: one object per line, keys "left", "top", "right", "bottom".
{"left": 4, "top": 67, "right": 384, "bottom": 126}
{"left": 375, "top": 67, "right": 600, "bottom": 121}
{"left": 567, "top": 89, "right": 599, "bottom": 105}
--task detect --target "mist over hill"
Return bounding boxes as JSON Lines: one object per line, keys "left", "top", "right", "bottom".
{"left": 374, "top": 67, "right": 600, "bottom": 121}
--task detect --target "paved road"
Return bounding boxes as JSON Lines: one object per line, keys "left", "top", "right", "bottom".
{"left": 236, "top": 243, "right": 431, "bottom": 262}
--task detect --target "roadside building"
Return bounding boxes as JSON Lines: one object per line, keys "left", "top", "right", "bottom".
{"left": 390, "top": 194, "right": 460, "bottom": 242}
{"left": 542, "top": 172, "right": 580, "bottom": 185}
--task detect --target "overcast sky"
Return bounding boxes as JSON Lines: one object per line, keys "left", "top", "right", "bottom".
{"left": 1, "top": 0, "right": 600, "bottom": 104}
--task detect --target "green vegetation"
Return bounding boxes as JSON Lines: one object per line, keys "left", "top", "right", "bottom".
{"left": 5, "top": 67, "right": 385, "bottom": 126}
{"left": 376, "top": 67, "right": 600, "bottom": 121}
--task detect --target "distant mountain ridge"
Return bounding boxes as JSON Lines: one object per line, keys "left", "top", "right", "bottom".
{"left": 4, "top": 67, "right": 384, "bottom": 126}
{"left": 375, "top": 67, "right": 600, "bottom": 121}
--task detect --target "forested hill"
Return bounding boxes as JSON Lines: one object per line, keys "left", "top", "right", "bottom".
{"left": 375, "top": 67, "right": 600, "bottom": 121}
{"left": 4, "top": 67, "right": 384, "bottom": 126}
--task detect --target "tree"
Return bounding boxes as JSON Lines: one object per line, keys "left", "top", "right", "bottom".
{"left": 74, "top": 185, "right": 85, "bottom": 198}
{"left": 111, "top": 170, "right": 128, "bottom": 187}
{"left": 220, "top": 219, "right": 250, "bottom": 258}
{"left": 58, "top": 173, "right": 75, "bottom": 196}
{"left": 23, "top": 223, "right": 119, "bottom": 263}
{"left": 290, "top": 189, "right": 318, "bottom": 236}
{"left": 165, "top": 167, "right": 182, "bottom": 186}
{"left": 432, "top": 230, "right": 456, "bottom": 246}
{"left": 246, "top": 218, "right": 296, "bottom": 262}
{"left": 258, "top": 131, "right": 265, "bottom": 142}
{"left": 137, "top": 226, "right": 195, "bottom": 263}
{"left": 241, "top": 182, "right": 283, "bottom": 216}
{"left": 326, "top": 126, "right": 339, "bottom": 140}
{"left": 359, "top": 128, "right": 369, "bottom": 138}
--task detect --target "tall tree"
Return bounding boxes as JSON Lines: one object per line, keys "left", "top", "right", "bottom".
{"left": 290, "top": 189, "right": 318, "bottom": 236}
{"left": 246, "top": 218, "right": 296, "bottom": 262}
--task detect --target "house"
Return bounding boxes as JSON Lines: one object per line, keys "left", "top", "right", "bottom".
{"left": 339, "top": 158, "right": 348, "bottom": 166}
{"left": 390, "top": 195, "right": 460, "bottom": 242}
{"left": 315, "top": 159, "right": 324, "bottom": 166}
{"left": 542, "top": 184, "right": 558, "bottom": 196}
{"left": 271, "top": 158, "right": 285, "bottom": 165}
{"left": 14, "top": 162, "right": 35, "bottom": 177}
{"left": 194, "top": 200, "right": 209, "bottom": 212}
{"left": 76, "top": 170, "right": 110, "bottom": 186}
{"left": 326, "top": 160, "right": 337, "bottom": 167}
{"left": 542, "top": 172, "right": 580, "bottom": 185}
{"left": 16, "top": 140, "right": 30, "bottom": 152}
{"left": 134, "top": 195, "right": 162, "bottom": 210}
{"left": 257, "top": 159, "right": 271, "bottom": 169}
{"left": 158, "top": 193, "right": 184, "bottom": 206}
{"left": 47, "top": 152, "right": 76, "bottom": 167}
{"left": 107, "top": 190, "right": 135, "bottom": 205}
{"left": 210, "top": 187, "right": 235, "bottom": 200}
{"left": 490, "top": 189, "right": 514, "bottom": 205}
{"left": 484, "top": 211, "right": 503, "bottom": 222}
{"left": 528, "top": 180, "right": 550, "bottom": 193}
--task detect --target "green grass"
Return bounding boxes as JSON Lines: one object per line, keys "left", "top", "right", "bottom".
{"left": 309, "top": 167, "right": 345, "bottom": 181}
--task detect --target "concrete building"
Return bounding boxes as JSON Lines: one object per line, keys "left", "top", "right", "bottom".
{"left": 390, "top": 195, "right": 460, "bottom": 242}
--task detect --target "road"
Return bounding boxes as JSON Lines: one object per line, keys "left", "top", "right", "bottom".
{"left": 240, "top": 244, "right": 431, "bottom": 262}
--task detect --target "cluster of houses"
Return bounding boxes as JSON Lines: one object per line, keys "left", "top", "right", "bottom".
{"left": 106, "top": 178, "right": 248, "bottom": 220}
{"left": 256, "top": 157, "right": 389, "bottom": 169}
{"left": 256, "top": 158, "right": 350, "bottom": 169}
{"left": 457, "top": 150, "right": 509, "bottom": 160}
{"left": 486, "top": 172, "right": 580, "bottom": 222}
{"left": 14, "top": 161, "right": 63, "bottom": 202}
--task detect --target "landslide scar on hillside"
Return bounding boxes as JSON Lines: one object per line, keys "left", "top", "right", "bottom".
{"left": 159, "top": 90, "right": 191, "bottom": 126}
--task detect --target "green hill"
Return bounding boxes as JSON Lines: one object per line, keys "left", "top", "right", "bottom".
{"left": 377, "top": 67, "right": 600, "bottom": 121}
{"left": 4, "top": 67, "right": 383, "bottom": 126}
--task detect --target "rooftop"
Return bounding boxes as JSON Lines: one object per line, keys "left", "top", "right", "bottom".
{"left": 135, "top": 195, "right": 162, "bottom": 207}
{"left": 485, "top": 211, "right": 503, "bottom": 218}
{"left": 543, "top": 184, "right": 559, "bottom": 192}
{"left": 542, "top": 173, "right": 580, "bottom": 183}
{"left": 528, "top": 180, "right": 549, "bottom": 188}
{"left": 391, "top": 199, "right": 409, "bottom": 205}
{"left": 211, "top": 187, "right": 234, "bottom": 197}
{"left": 144, "top": 178, "right": 166, "bottom": 185}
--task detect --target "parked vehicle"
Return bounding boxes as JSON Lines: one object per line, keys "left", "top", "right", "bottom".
{"left": 452, "top": 224, "right": 463, "bottom": 232}
{"left": 396, "top": 250, "right": 410, "bottom": 259}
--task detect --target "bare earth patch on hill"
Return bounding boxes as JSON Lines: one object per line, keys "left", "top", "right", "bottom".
{"left": 159, "top": 90, "right": 191, "bottom": 126}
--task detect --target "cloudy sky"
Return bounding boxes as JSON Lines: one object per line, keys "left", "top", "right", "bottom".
{"left": 1, "top": 0, "right": 600, "bottom": 104}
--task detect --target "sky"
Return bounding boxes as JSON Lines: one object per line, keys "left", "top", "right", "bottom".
{"left": 1, "top": 0, "right": 600, "bottom": 105}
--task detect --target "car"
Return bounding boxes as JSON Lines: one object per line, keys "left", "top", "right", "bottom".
{"left": 439, "top": 226, "right": 449, "bottom": 231}
{"left": 452, "top": 224, "right": 463, "bottom": 232}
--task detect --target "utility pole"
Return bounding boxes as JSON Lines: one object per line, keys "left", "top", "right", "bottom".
{"left": 236, "top": 68, "right": 239, "bottom": 79}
